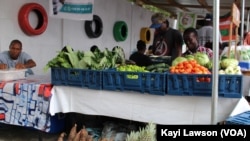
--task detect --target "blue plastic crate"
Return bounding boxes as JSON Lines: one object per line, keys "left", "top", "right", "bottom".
{"left": 218, "top": 74, "right": 242, "bottom": 98}
{"left": 225, "top": 111, "right": 250, "bottom": 125}
{"left": 102, "top": 70, "right": 167, "bottom": 95}
{"left": 167, "top": 74, "right": 212, "bottom": 96}
{"left": 51, "top": 68, "right": 102, "bottom": 90}
{"left": 239, "top": 61, "right": 250, "bottom": 70}
{"left": 167, "top": 74, "right": 242, "bottom": 98}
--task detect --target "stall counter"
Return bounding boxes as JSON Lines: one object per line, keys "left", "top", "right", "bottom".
{"left": 49, "top": 86, "right": 250, "bottom": 124}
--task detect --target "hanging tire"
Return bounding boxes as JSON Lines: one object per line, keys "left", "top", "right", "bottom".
{"left": 140, "top": 27, "right": 151, "bottom": 44}
{"left": 113, "top": 21, "right": 128, "bottom": 42}
{"left": 18, "top": 3, "right": 48, "bottom": 36}
{"left": 85, "top": 15, "right": 103, "bottom": 38}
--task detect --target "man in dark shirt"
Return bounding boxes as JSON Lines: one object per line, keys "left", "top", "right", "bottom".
{"left": 152, "top": 19, "right": 183, "bottom": 65}
{"left": 129, "top": 40, "right": 152, "bottom": 67}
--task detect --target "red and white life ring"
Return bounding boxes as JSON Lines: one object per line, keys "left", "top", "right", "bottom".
{"left": 18, "top": 3, "right": 48, "bottom": 36}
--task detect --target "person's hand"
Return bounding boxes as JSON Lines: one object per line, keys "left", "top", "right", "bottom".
{"left": 0, "top": 64, "right": 7, "bottom": 70}
{"left": 15, "top": 63, "right": 26, "bottom": 69}
{"left": 57, "top": 124, "right": 93, "bottom": 141}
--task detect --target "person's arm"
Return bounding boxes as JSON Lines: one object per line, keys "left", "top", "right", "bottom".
{"left": 175, "top": 30, "right": 183, "bottom": 57}
{"left": 0, "top": 54, "right": 8, "bottom": 69}
{"left": 0, "top": 63, "right": 7, "bottom": 70}
{"left": 24, "top": 59, "right": 36, "bottom": 68}
{"left": 15, "top": 59, "right": 36, "bottom": 69}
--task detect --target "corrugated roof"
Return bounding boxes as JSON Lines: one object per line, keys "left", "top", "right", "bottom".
{"left": 140, "top": 0, "right": 250, "bottom": 20}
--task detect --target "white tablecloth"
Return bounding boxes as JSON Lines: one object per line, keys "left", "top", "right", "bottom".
{"left": 49, "top": 86, "right": 250, "bottom": 124}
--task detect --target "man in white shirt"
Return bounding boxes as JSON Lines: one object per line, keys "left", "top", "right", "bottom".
{"left": 197, "top": 13, "right": 222, "bottom": 47}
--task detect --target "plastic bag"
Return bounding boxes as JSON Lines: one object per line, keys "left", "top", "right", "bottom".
{"left": 238, "top": 45, "right": 250, "bottom": 61}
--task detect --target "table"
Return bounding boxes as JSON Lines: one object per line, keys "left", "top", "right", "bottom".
{"left": 49, "top": 86, "right": 250, "bottom": 124}
{"left": 0, "top": 75, "right": 64, "bottom": 133}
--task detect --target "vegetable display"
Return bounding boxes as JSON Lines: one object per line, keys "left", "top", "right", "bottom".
{"left": 170, "top": 59, "right": 211, "bottom": 74}
{"left": 44, "top": 45, "right": 126, "bottom": 71}
{"left": 219, "top": 57, "right": 241, "bottom": 74}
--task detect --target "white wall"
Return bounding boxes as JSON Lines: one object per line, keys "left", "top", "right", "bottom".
{"left": 0, "top": 0, "right": 154, "bottom": 75}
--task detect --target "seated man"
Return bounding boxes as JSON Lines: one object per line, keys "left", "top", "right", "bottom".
{"left": 0, "top": 39, "right": 36, "bottom": 75}
{"left": 129, "top": 40, "right": 152, "bottom": 67}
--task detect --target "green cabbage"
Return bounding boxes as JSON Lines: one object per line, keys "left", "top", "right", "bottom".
{"left": 194, "top": 52, "right": 209, "bottom": 66}
{"left": 220, "top": 58, "right": 239, "bottom": 69}
{"left": 184, "top": 54, "right": 195, "bottom": 60}
{"left": 172, "top": 57, "right": 187, "bottom": 66}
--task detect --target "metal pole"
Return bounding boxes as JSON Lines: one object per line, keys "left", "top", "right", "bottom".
{"left": 211, "top": 0, "right": 220, "bottom": 125}
{"left": 240, "top": 0, "right": 245, "bottom": 45}
{"left": 247, "top": 9, "right": 250, "bottom": 32}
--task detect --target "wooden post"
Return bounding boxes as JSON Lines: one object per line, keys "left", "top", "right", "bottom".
{"left": 227, "top": 3, "right": 240, "bottom": 58}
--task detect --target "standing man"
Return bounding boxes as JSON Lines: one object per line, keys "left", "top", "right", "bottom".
{"left": 197, "top": 13, "right": 222, "bottom": 47}
{"left": 152, "top": 19, "right": 183, "bottom": 65}
{"left": 0, "top": 39, "right": 36, "bottom": 74}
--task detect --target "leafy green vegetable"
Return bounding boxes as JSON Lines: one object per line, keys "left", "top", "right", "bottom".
{"left": 64, "top": 46, "right": 80, "bottom": 68}
{"left": 220, "top": 58, "right": 239, "bottom": 69}
{"left": 193, "top": 52, "right": 209, "bottom": 66}
{"left": 112, "top": 46, "right": 126, "bottom": 65}
{"left": 172, "top": 57, "right": 187, "bottom": 66}
{"left": 184, "top": 54, "right": 195, "bottom": 60}
{"left": 44, "top": 45, "right": 127, "bottom": 71}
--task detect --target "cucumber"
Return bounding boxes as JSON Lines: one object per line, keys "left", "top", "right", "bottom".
{"left": 156, "top": 67, "right": 169, "bottom": 72}
{"left": 146, "top": 63, "right": 169, "bottom": 72}
{"left": 154, "top": 63, "right": 167, "bottom": 68}
{"left": 146, "top": 64, "right": 156, "bottom": 71}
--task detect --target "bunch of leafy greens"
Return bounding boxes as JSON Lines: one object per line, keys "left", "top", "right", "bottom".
{"left": 44, "top": 45, "right": 126, "bottom": 72}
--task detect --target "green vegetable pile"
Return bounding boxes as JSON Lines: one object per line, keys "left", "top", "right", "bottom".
{"left": 145, "top": 63, "right": 169, "bottom": 72}
{"left": 117, "top": 65, "right": 148, "bottom": 72}
{"left": 219, "top": 57, "right": 241, "bottom": 74}
{"left": 44, "top": 45, "right": 126, "bottom": 71}
{"left": 117, "top": 65, "right": 148, "bottom": 79}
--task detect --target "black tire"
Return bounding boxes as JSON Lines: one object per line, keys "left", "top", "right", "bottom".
{"left": 113, "top": 21, "right": 128, "bottom": 42}
{"left": 85, "top": 15, "right": 103, "bottom": 38}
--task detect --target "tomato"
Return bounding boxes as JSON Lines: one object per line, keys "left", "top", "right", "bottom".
{"left": 205, "top": 77, "right": 211, "bottom": 82}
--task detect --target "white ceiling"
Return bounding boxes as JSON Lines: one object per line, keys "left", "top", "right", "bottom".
{"left": 140, "top": 0, "right": 250, "bottom": 20}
